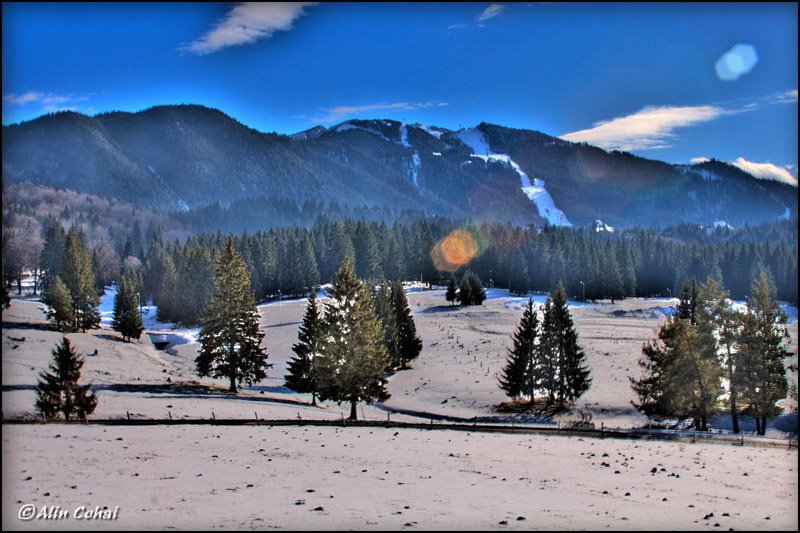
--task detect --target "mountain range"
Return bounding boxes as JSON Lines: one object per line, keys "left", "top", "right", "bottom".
{"left": 2, "top": 104, "right": 796, "bottom": 228}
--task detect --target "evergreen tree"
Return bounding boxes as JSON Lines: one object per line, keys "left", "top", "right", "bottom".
{"left": 60, "top": 231, "right": 101, "bottom": 332}
{"left": 39, "top": 218, "right": 66, "bottom": 284}
{"left": 469, "top": 271, "right": 486, "bottom": 305}
{"left": 631, "top": 282, "right": 723, "bottom": 430}
{"left": 111, "top": 266, "right": 144, "bottom": 342}
{"left": 541, "top": 282, "right": 591, "bottom": 410}
{"left": 392, "top": 280, "right": 422, "bottom": 369}
{"left": 374, "top": 280, "right": 400, "bottom": 368}
{"left": 42, "top": 275, "right": 75, "bottom": 332}
{"left": 498, "top": 298, "right": 541, "bottom": 406}
{"left": 445, "top": 274, "right": 458, "bottom": 306}
{"left": 314, "top": 256, "right": 390, "bottom": 420}
{"left": 676, "top": 277, "right": 699, "bottom": 324}
{"left": 458, "top": 271, "right": 485, "bottom": 306}
{"left": 285, "top": 289, "right": 323, "bottom": 405}
{"left": 737, "top": 271, "right": 791, "bottom": 435}
{"left": 35, "top": 337, "right": 98, "bottom": 421}
{"left": 196, "top": 238, "right": 270, "bottom": 393}
{"left": 458, "top": 273, "right": 473, "bottom": 305}
{"left": 696, "top": 278, "right": 744, "bottom": 433}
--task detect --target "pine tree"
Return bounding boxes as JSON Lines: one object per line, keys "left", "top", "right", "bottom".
{"left": 631, "top": 285, "right": 723, "bottom": 431}
{"left": 676, "top": 277, "right": 699, "bottom": 324}
{"left": 737, "top": 271, "right": 791, "bottom": 435}
{"left": 458, "top": 273, "right": 473, "bottom": 305}
{"left": 374, "top": 280, "right": 400, "bottom": 368}
{"left": 696, "top": 278, "right": 744, "bottom": 433}
{"left": 60, "top": 231, "right": 101, "bottom": 331}
{"left": 111, "top": 266, "right": 143, "bottom": 342}
{"left": 445, "top": 274, "right": 458, "bottom": 306}
{"left": 392, "top": 280, "right": 422, "bottom": 369}
{"left": 468, "top": 271, "right": 486, "bottom": 304}
{"left": 196, "top": 238, "right": 270, "bottom": 393}
{"left": 314, "top": 256, "right": 390, "bottom": 420}
{"left": 541, "top": 282, "right": 591, "bottom": 410}
{"left": 498, "top": 298, "right": 540, "bottom": 406}
{"left": 285, "top": 289, "right": 323, "bottom": 405}
{"left": 42, "top": 275, "right": 75, "bottom": 332}
{"left": 35, "top": 337, "right": 98, "bottom": 421}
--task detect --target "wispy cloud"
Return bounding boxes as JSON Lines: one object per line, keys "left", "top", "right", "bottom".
{"left": 3, "top": 91, "right": 89, "bottom": 114}
{"left": 690, "top": 156, "right": 711, "bottom": 164}
{"left": 180, "top": 2, "right": 317, "bottom": 55}
{"left": 310, "top": 101, "right": 448, "bottom": 124}
{"left": 477, "top": 4, "right": 505, "bottom": 22}
{"left": 560, "top": 89, "right": 797, "bottom": 152}
{"left": 561, "top": 105, "right": 726, "bottom": 151}
{"left": 731, "top": 157, "right": 798, "bottom": 187}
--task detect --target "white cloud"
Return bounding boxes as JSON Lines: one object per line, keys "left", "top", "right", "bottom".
{"left": 690, "top": 157, "right": 710, "bottom": 164}
{"left": 3, "top": 91, "right": 90, "bottom": 116}
{"left": 477, "top": 4, "right": 505, "bottom": 22}
{"left": 560, "top": 105, "right": 726, "bottom": 151}
{"left": 731, "top": 157, "right": 798, "bottom": 187}
{"left": 3, "top": 92, "right": 45, "bottom": 105}
{"left": 181, "top": 2, "right": 317, "bottom": 55}
{"left": 310, "top": 101, "right": 448, "bottom": 124}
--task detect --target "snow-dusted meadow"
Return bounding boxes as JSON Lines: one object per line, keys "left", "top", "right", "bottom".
{"left": 2, "top": 286, "right": 797, "bottom": 529}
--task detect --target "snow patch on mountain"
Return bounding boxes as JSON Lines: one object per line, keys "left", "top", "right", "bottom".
{"left": 458, "top": 128, "right": 572, "bottom": 227}
{"left": 695, "top": 169, "right": 721, "bottom": 182}
{"left": 415, "top": 123, "right": 445, "bottom": 139}
{"left": 411, "top": 152, "right": 421, "bottom": 188}
{"left": 334, "top": 122, "right": 391, "bottom": 142}
{"left": 399, "top": 123, "right": 409, "bottom": 148}
{"left": 593, "top": 220, "right": 615, "bottom": 233}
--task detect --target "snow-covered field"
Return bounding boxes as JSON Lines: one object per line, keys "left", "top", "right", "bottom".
{"left": 2, "top": 289, "right": 798, "bottom": 530}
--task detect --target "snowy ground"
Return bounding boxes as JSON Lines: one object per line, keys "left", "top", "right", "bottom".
{"left": 2, "top": 288, "right": 798, "bottom": 529}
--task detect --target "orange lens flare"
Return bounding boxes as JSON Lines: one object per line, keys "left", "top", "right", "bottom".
{"left": 431, "top": 230, "right": 478, "bottom": 272}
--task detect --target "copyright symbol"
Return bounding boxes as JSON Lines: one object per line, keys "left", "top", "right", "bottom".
{"left": 19, "top": 504, "right": 36, "bottom": 521}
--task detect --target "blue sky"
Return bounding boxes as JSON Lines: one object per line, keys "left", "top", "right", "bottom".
{"left": 3, "top": 2, "right": 797, "bottom": 184}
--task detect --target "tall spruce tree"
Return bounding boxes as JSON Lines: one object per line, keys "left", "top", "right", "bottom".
{"left": 696, "top": 278, "right": 744, "bottom": 433}
{"left": 541, "top": 282, "right": 591, "bottom": 410}
{"left": 392, "top": 280, "right": 422, "bottom": 369}
{"left": 285, "top": 288, "right": 323, "bottom": 405}
{"left": 196, "top": 238, "right": 270, "bottom": 393}
{"left": 374, "top": 280, "right": 400, "bottom": 369}
{"left": 35, "top": 337, "right": 98, "bottom": 421}
{"left": 111, "top": 265, "right": 144, "bottom": 342}
{"left": 42, "top": 275, "right": 75, "bottom": 332}
{"left": 499, "top": 298, "right": 541, "bottom": 406}
{"left": 60, "top": 231, "right": 101, "bottom": 332}
{"left": 314, "top": 256, "right": 390, "bottom": 420}
{"left": 737, "top": 271, "right": 791, "bottom": 435}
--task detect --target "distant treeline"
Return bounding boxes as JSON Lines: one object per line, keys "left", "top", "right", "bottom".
{"left": 3, "top": 182, "right": 797, "bottom": 326}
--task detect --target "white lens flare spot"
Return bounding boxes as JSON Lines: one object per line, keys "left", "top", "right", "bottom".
{"left": 715, "top": 44, "right": 758, "bottom": 81}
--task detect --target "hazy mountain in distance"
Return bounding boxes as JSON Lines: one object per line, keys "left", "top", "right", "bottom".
{"left": 3, "top": 104, "right": 796, "bottom": 228}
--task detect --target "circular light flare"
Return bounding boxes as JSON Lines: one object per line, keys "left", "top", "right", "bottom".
{"left": 431, "top": 229, "right": 479, "bottom": 272}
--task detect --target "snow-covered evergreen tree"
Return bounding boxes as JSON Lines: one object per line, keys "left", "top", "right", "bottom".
{"left": 315, "top": 256, "right": 390, "bottom": 420}
{"left": 196, "top": 237, "right": 270, "bottom": 393}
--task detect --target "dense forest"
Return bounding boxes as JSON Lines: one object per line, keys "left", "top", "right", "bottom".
{"left": 4, "top": 183, "right": 797, "bottom": 327}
